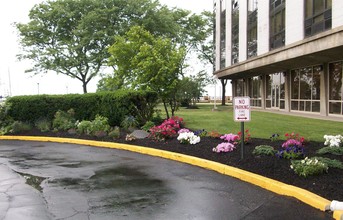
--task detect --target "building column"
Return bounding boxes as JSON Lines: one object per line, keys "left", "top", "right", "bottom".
{"left": 261, "top": 75, "right": 266, "bottom": 109}
{"left": 284, "top": 71, "right": 290, "bottom": 112}
{"left": 215, "top": 0, "right": 221, "bottom": 71}
{"left": 232, "top": 80, "right": 237, "bottom": 97}
{"left": 238, "top": 0, "right": 247, "bottom": 62}
{"left": 332, "top": 0, "right": 343, "bottom": 28}
{"left": 257, "top": 0, "right": 269, "bottom": 55}
{"left": 320, "top": 63, "right": 328, "bottom": 116}
{"left": 285, "top": 0, "right": 304, "bottom": 45}
{"left": 225, "top": 0, "right": 232, "bottom": 66}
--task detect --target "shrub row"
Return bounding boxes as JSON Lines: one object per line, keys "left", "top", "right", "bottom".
{"left": 6, "top": 90, "right": 158, "bottom": 126}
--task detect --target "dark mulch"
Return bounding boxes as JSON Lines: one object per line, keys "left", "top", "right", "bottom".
{"left": 9, "top": 129, "right": 343, "bottom": 202}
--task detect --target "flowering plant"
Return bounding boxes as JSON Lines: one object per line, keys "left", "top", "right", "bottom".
{"left": 177, "top": 132, "right": 200, "bottom": 145}
{"left": 291, "top": 157, "right": 328, "bottom": 177}
{"left": 213, "top": 142, "right": 236, "bottom": 153}
{"left": 149, "top": 116, "right": 184, "bottom": 141}
{"left": 220, "top": 133, "right": 239, "bottom": 143}
{"left": 194, "top": 129, "right": 207, "bottom": 137}
{"left": 285, "top": 132, "right": 305, "bottom": 143}
{"left": 270, "top": 133, "right": 279, "bottom": 142}
{"left": 178, "top": 128, "right": 190, "bottom": 134}
{"left": 276, "top": 145, "right": 304, "bottom": 159}
{"left": 282, "top": 139, "right": 303, "bottom": 148}
{"left": 208, "top": 130, "right": 221, "bottom": 138}
{"left": 324, "top": 135, "right": 343, "bottom": 147}
{"left": 237, "top": 129, "right": 251, "bottom": 144}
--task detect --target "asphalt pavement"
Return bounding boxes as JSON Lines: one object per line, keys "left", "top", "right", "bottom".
{"left": 0, "top": 140, "right": 333, "bottom": 220}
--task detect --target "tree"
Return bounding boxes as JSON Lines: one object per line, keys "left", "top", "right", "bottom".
{"left": 107, "top": 26, "right": 185, "bottom": 118}
{"left": 177, "top": 71, "right": 213, "bottom": 107}
{"left": 16, "top": 0, "right": 177, "bottom": 93}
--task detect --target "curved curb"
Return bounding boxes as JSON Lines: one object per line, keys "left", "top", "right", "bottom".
{"left": 0, "top": 136, "right": 341, "bottom": 220}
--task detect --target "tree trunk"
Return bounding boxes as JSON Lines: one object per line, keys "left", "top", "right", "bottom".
{"left": 82, "top": 81, "right": 88, "bottom": 94}
{"left": 221, "top": 79, "right": 227, "bottom": 105}
{"left": 163, "top": 101, "right": 170, "bottom": 119}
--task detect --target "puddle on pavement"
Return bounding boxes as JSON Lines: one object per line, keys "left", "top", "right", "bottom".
{"left": 49, "top": 166, "right": 173, "bottom": 216}
{"left": 16, "top": 171, "right": 46, "bottom": 192}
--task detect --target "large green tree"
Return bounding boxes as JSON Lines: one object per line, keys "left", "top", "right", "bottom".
{"left": 107, "top": 26, "right": 185, "bottom": 118}
{"left": 16, "top": 0, "right": 178, "bottom": 93}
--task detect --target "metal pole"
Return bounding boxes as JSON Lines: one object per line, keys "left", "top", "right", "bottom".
{"left": 241, "top": 122, "right": 244, "bottom": 160}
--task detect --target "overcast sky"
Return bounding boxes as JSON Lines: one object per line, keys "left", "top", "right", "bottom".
{"left": 0, "top": 0, "right": 216, "bottom": 97}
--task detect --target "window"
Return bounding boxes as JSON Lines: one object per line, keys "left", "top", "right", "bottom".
{"left": 290, "top": 65, "right": 321, "bottom": 112}
{"left": 247, "top": 0, "right": 258, "bottom": 58}
{"left": 266, "top": 73, "right": 285, "bottom": 109}
{"left": 270, "top": 0, "right": 285, "bottom": 50}
{"left": 235, "top": 79, "right": 244, "bottom": 96}
{"left": 220, "top": 0, "right": 226, "bottom": 69}
{"left": 232, "top": 0, "right": 239, "bottom": 64}
{"left": 305, "top": 0, "right": 332, "bottom": 37}
{"left": 328, "top": 62, "right": 343, "bottom": 115}
{"left": 249, "top": 76, "right": 261, "bottom": 107}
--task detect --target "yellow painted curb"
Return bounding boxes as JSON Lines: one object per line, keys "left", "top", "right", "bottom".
{"left": 0, "top": 136, "right": 341, "bottom": 219}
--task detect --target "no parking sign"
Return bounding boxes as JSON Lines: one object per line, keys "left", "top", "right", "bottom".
{"left": 233, "top": 97, "right": 251, "bottom": 122}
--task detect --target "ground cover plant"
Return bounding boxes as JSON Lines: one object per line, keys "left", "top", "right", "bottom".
{"left": 2, "top": 104, "right": 343, "bottom": 203}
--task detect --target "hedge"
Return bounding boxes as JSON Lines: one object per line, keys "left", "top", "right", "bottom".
{"left": 6, "top": 90, "right": 158, "bottom": 126}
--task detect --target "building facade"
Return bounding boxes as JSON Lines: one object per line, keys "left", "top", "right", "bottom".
{"left": 214, "top": 0, "right": 343, "bottom": 119}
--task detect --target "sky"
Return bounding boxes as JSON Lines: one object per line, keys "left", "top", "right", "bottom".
{"left": 0, "top": 0, "right": 223, "bottom": 98}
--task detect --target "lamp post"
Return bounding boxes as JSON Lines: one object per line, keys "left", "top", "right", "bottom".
{"left": 37, "top": 83, "right": 40, "bottom": 95}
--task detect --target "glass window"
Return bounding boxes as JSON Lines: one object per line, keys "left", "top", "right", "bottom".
{"left": 290, "top": 66, "right": 321, "bottom": 113}
{"left": 249, "top": 76, "right": 261, "bottom": 107}
{"left": 305, "top": 0, "right": 332, "bottom": 37}
{"left": 247, "top": 0, "right": 258, "bottom": 59}
{"left": 328, "top": 62, "right": 343, "bottom": 115}
{"left": 270, "top": 0, "right": 285, "bottom": 50}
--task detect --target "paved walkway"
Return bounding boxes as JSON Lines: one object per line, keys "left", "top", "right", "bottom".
{"left": 0, "top": 140, "right": 333, "bottom": 220}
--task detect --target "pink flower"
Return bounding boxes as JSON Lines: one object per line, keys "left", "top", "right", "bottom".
{"left": 220, "top": 133, "right": 239, "bottom": 142}
{"left": 213, "top": 142, "right": 236, "bottom": 153}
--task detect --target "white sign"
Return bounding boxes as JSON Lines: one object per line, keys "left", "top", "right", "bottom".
{"left": 233, "top": 97, "right": 251, "bottom": 122}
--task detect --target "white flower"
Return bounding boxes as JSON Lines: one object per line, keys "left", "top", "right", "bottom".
{"left": 177, "top": 132, "right": 200, "bottom": 145}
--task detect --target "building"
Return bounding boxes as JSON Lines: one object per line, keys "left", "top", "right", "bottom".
{"left": 213, "top": 0, "right": 343, "bottom": 119}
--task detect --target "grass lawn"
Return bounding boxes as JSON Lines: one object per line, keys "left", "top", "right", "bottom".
{"left": 165, "top": 104, "right": 343, "bottom": 142}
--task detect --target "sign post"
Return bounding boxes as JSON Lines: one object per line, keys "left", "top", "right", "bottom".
{"left": 233, "top": 97, "right": 251, "bottom": 159}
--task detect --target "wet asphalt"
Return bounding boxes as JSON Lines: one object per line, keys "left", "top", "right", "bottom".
{"left": 0, "top": 140, "right": 333, "bottom": 220}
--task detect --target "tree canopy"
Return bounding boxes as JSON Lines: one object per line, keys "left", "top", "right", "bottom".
{"left": 16, "top": 0, "right": 183, "bottom": 93}
{"left": 106, "top": 26, "right": 185, "bottom": 118}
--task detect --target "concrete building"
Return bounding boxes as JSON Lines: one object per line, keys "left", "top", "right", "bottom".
{"left": 214, "top": 0, "right": 343, "bottom": 119}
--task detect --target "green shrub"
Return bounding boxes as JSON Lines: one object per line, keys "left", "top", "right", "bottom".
{"left": 108, "top": 126, "right": 121, "bottom": 139}
{"left": 76, "top": 120, "right": 92, "bottom": 135}
{"left": 315, "top": 157, "right": 343, "bottom": 169}
{"left": 141, "top": 121, "right": 155, "bottom": 132}
{"left": 291, "top": 157, "right": 328, "bottom": 177}
{"left": 89, "top": 115, "right": 110, "bottom": 135}
{"left": 9, "top": 121, "right": 32, "bottom": 134}
{"left": 316, "top": 146, "right": 343, "bottom": 155}
{"left": 6, "top": 91, "right": 158, "bottom": 127}
{"left": 52, "top": 109, "right": 76, "bottom": 131}
{"left": 253, "top": 145, "right": 277, "bottom": 156}
{"left": 35, "top": 118, "right": 51, "bottom": 132}
{"left": 121, "top": 115, "right": 139, "bottom": 130}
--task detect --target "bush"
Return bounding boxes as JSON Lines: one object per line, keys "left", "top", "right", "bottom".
{"left": 35, "top": 118, "right": 51, "bottom": 132}
{"left": 121, "top": 115, "right": 139, "bottom": 131}
{"left": 148, "top": 117, "right": 183, "bottom": 141}
{"left": 9, "top": 121, "right": 32, "bottom": 134}
{"left": 291, "top": 157, "right": 328, "bottom": 177}
{"left": 6, "top": 90, "right": 158, "bottom": 127}
{"left": 253, "top": 145, "right": 277, "bottom": 156}
{"left": 141, "top": 121, "right": 155, "bottom": 132}
{"left": 108, "top": 126, "right": 121, "bottom": 139}
{"left": 76, "top": 120, "right": 92, "bottom": 135}
{"left": 90, "top": 115, "right": 110, "bottom": 135}
{"left": 316, "top": 147, "right": 343, "bottom": 155}
{"left": 52, "top": 109, "right": 76, "bottom": 131}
